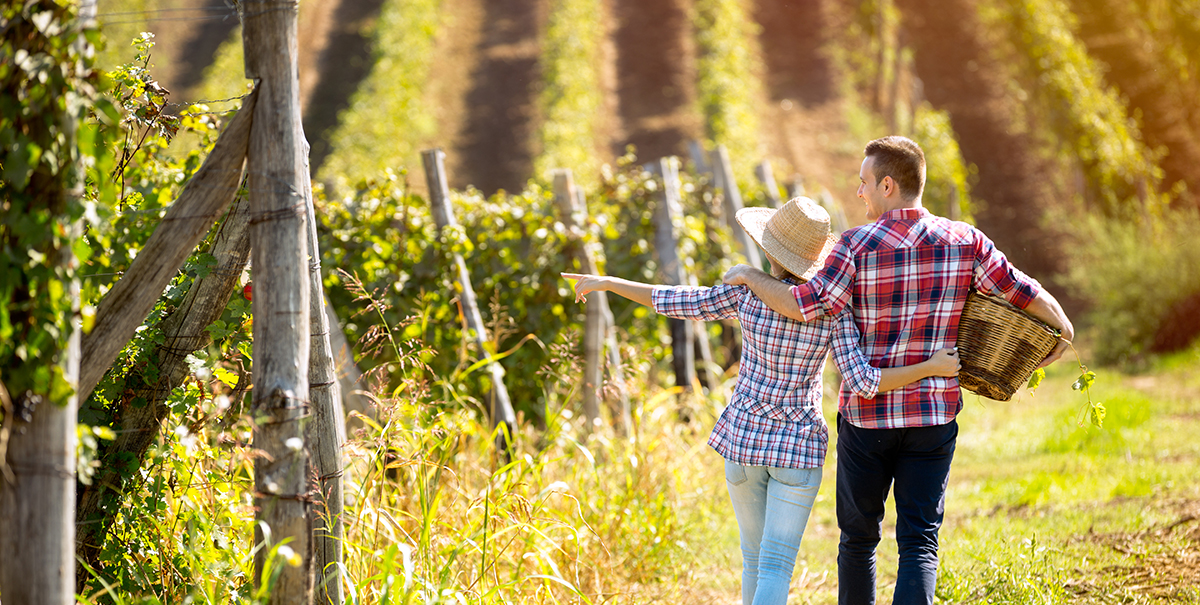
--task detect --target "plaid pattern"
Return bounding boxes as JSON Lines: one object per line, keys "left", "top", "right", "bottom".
{"left": 652, "top": 282, "right": 880, "bottom": 469}
{"left": 790, "top": 207, "right": 1042, "bottom": 429}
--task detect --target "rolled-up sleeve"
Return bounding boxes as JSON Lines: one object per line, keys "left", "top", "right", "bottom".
{"left": 791, "top": 239, "right": 856, "bottom": 321}
{"left": 828, "top": 309, "right": 881, "bottom": 399}
{"left": 972, "top": 231, "right": 1041, "bottom": 309}
{"left": 651, "top": 284, "right": 741, "bottom": 321}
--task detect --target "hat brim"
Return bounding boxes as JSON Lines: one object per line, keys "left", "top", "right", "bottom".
{"left": 736, "top": 206, "right": 837, "bottom": 281}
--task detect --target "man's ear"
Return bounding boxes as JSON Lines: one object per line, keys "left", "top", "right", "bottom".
{"left": 881, "top": 175, "right": 894, "bottom": 197}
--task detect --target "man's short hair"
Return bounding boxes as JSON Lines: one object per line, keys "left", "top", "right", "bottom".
{"left": 864, "top": 136, "right": 926, "bottom": 201}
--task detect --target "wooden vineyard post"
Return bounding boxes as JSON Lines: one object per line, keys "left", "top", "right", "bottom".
{"left": 818, "top": 189, "right": 849, "bottom": 234}
{"left": 710, "top": 145, "right": 763, "bottom": 270}
{"left": 422, "top": 149, "right": 517, "bottom": 451}
{"left": 242, "top": 0, "right": 312, "bottom": 600}
{"left": 756, "top": 159, "right": 784, "bottom": 209}
{"left": 648, "top": 158, "right": 719, "bottom": 395}
{"left": 787, "top": 175, "right": 806, "bottom": 199}
{"left": 300, "top": 137, "right": 345, "bottom": 605}
{"left": 689, "top": 140, "right": 712, "bottom": 176}
{"left": 552, "top": 169, "right": 632, "bottom": 436}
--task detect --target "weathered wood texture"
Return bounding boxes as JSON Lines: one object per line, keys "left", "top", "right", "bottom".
{"left": 243, "top": 0, "right": 313, "bottom": 599}
{"left": 1, "top": 4, "right": 91, "bottom": 600}
{"left": 75, "top": 194, "right": 253, "bottom": 588}
{"left": 756, "top": 159, "right": 783, "bottom": 209}
{"left": 648, "top": 157, "right": 696, "bottom": 392}
{"left": 0, "top": 336, "right": 78, "bottom": 603}
{"left": 78, "top": 86, "right": 258, "bottom": 400}
{"left": 552, "top": 169, "right": 632, "bottom": 436}
{"left": 422, "top": 149, "right": 517, "bottom": 449}
{"left": 300, "top": 142, "right": 345, "bottom": 605}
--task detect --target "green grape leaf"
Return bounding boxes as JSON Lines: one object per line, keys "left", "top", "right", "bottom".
{"left": 1090, "top": 402, "right": 1106, "bottom": 428}
{"left": 1027, "top": 367, "right": 1046, "bottom": 391}
{"left": 1071, "top": 370, "right": 1096, "bottom": 392}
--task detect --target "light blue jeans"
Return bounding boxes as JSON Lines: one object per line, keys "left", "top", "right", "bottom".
{"left": 725, "top": 461, "right": 823, "bottom": 605}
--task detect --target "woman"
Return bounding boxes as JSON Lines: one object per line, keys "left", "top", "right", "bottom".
{"left": 563, "top": 197, "right": 958, "bottom": 605}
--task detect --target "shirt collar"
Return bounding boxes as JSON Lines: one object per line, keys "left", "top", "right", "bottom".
{"left": 878, "top": 206, "right": 930, "bottom": 222}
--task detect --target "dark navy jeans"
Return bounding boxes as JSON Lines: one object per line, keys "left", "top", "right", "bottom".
{"left": 835, "top": 413, "right": 957, "bottom": 605}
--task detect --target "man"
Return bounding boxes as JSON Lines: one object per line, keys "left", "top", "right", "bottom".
{"left": 723, "top": 136, "right": 1073, "bottom": 605}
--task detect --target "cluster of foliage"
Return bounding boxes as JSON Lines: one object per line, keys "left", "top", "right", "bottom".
{"left": 70, "top": 36, "right": 263, "bottom": 596}
{"left": 692, "top": 0, "right": 765, "bottom": 184}
{"left": 912, "top": 104, "right": 974, "bottom": 223}
{"left": 984, "top": 0, "right": 1164, "bottom": 218}
{"left": 75, "top": 289, "right": 733, "bottom": 602}
{"left": 1059, "top": 207, "right": 1200, "bottom": 365}
{"left": 316, "top": 151, "right": 740, "bottom": 426}
{"left": 532, "top": 0, "right": 605, "bottom": 190}
{"left": 974, "top": 0, "right": 1200, "bottom": 360}
{"left": 1, "top": 0, "right": 114, "bottom": 400}
{"left": 316, "top": 0, "right": 442, "bottom": 189}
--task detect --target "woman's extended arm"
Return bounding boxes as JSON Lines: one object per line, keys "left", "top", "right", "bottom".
{"left": 831, "top": 310, "right": 961, "bottom": 397}
{"left": 876, "top": 348, "right": 960, "bottom": 393}
{"left": 562, "top": 273, "right": 655, "bottom": 307}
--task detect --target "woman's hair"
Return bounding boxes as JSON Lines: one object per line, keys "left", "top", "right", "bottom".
{"left": 864, "top": 136, "right": 926, "bottom": 201}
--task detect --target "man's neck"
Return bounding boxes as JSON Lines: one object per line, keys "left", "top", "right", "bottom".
{"left": 879, "top": 199, "right": 923, "bottom": 217}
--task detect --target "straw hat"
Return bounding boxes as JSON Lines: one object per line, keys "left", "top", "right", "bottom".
{"left": 735, "top": 196, "right": 838, "bottom": 281}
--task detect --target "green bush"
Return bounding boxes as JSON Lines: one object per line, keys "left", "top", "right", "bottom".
{"left": 1060, "top": 206, "right": 1200, "bottom": 364}
{"left": 317, "top": 152, "right": 739, "bottom": 424}
{"left": 987, "top": 0, "right": 1164, "bottom": 218}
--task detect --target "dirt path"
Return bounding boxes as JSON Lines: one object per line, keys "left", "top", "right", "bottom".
{"left": 753, "top": 0, "right": 866, "bottom": 224}
{"left": 448, "top": 0, "right": 546, "bottom": 194}
{"left": 610, "top": 0, "right": 703, "bottom": 164}
{"left": 300, "top": 0, "right": 390, "bottom": 171}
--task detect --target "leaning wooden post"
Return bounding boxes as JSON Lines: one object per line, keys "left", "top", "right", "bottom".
{"left": 755, "top": 160, "right": 784, "bottom": 209}
{"left": 688, "top": 140, "right": 711, "bottom": 176}
{"left": 818, "top": 189, "right": 849, "bottom": 234}
{"left": 79, "top": 86, "right": 258, "bottom": 400}
{"left": 648, "top": 158, "right": 696, "bottom": 394}
{"left": 710, "top": 145, "right": 762, "bottom": 269}
{"left": 243, "top": 0, "right": 312, "bottom": 601}
{"left": 300, "top": 136, "right": 345, "bottom": 605}
{"left": 422, "top": 149, "right": 517, "bottom": 452}
{"left": 552, "top": 169, "right": 632, "bottom": 436}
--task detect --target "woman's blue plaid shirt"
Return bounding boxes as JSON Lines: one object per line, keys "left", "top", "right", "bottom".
{"left": 652, "top": 280, "right": 881, "bottom": 469}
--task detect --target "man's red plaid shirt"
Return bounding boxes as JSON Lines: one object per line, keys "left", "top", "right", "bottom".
{"left": 791, "top": 207, "right": 1042, "bottom": 429}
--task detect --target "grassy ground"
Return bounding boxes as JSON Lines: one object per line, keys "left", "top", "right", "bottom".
{"left": 75, "top": 334, "right": 1200, "bottom": 604}
{"left": 672, "top": 345, "right": 1200, "bottom": 604}
{"left": 325, "top": 342, "right": 1200, "bottom": 605}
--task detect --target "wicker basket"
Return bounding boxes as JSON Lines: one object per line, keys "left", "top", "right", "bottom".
{"left": 956, "top": 290, "right": 1059, "bottom": 401}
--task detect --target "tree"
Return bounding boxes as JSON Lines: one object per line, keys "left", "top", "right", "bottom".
{"left": 0, "top": 0, "right": 101, "bottom": 600}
